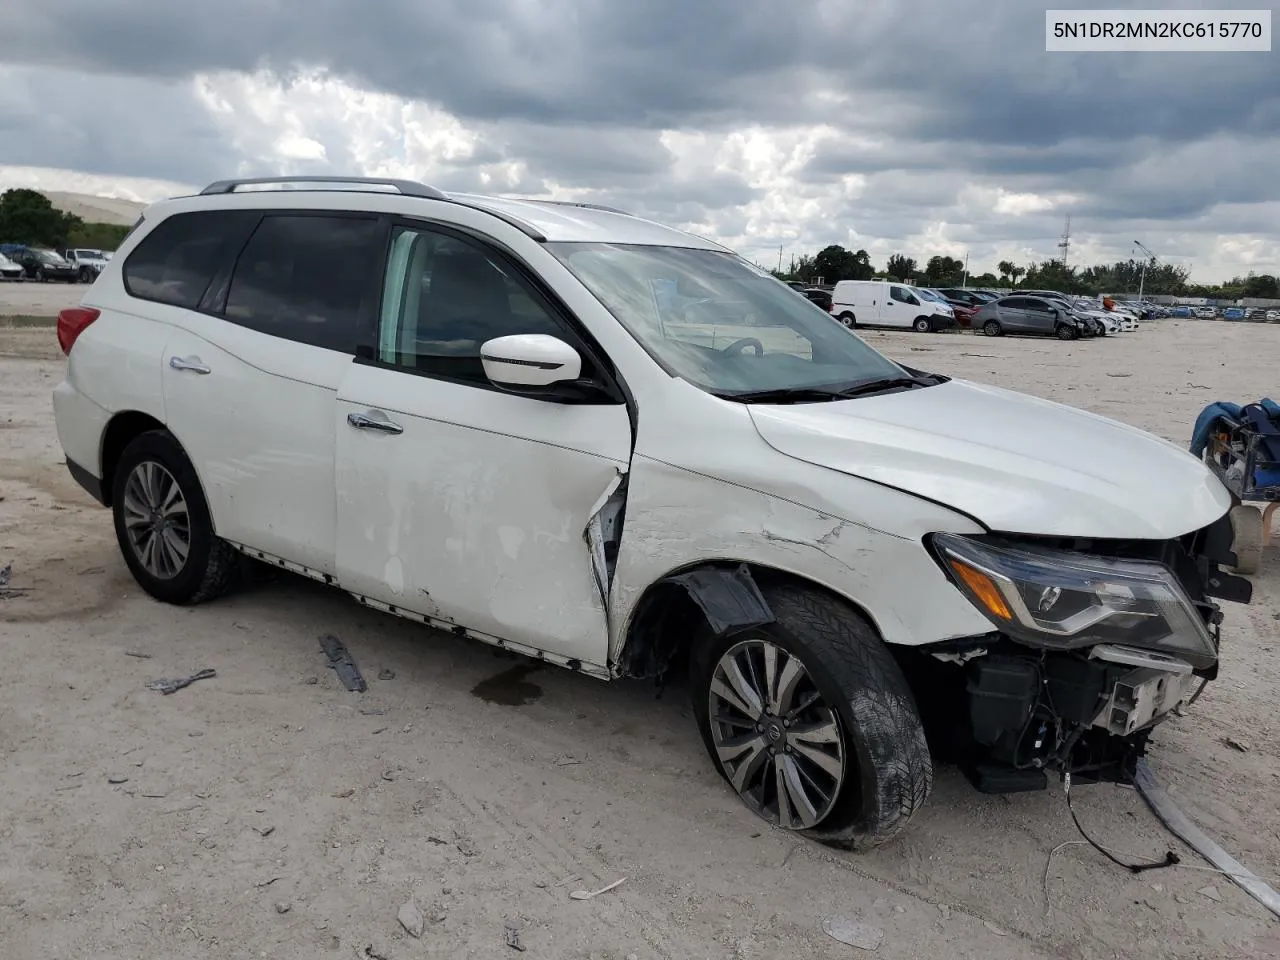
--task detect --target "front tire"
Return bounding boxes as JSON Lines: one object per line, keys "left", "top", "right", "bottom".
{"left": 837, "top": 312, "right": 857, "bottom": 329}
{"left": 692, "top": 583, "right": 932, "bottom": 850}
{"left": 982, "top": 319, "right": 1002, "bottom": 337}
{"left": 35, "top": 268, "right": 46, "bottom": 283}
{"left": 913, "top": 317, "right": 932, "bottom": 333}
{"left": 78, "top": 267, "right": 94, "bottom": 283}
{"left": 111, "top": 430, "right": 240, "bottom": 605}
{"left": 1056, "top": 324, "right": 1078, "bottom": 341}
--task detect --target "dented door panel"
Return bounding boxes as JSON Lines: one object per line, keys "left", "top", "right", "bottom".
{"left": 335, "top": 362, "right": 631, "bottom": 668}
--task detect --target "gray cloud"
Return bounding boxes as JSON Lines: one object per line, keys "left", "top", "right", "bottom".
{"left": 0, "top": 0, "right": 1277, "bottom": 279}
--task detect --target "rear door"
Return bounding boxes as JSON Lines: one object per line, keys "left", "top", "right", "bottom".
{"left": 149, "top": 210, "right": 388, "bottom": 576}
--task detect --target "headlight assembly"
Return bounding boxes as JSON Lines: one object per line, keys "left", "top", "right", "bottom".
{"left": 932, "top": 534, "right": 1216, "bottom": 669}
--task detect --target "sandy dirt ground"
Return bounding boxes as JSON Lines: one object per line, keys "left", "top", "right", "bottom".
{"left": 0, "top": 280, "right": 93, "bottom": 320}
{"left": 1, "top": 314, "right": 1278, "bottom": 960}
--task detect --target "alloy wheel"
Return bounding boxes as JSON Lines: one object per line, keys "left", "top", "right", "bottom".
{"left": 707, "top": 638, "right": 845, "bottom": 830}
{"left": 121, "top": 461, "right": 191, "bottom": 579}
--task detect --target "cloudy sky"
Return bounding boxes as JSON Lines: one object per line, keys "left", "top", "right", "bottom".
{"left": 1, "top": 0, "right": 1277, "bottom": 282}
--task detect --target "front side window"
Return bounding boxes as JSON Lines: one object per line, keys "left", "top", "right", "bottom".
{"left": 224, "top": 214, "right": 384, "bottom": 352}
{"left": 889, "top": 285, "right": 913, "bottom": 304}
{"left": 376, "top": 225, "right": 568, "bottom": 384}
{"left": 547, "top": 242, "right": 906, "bottom": 397}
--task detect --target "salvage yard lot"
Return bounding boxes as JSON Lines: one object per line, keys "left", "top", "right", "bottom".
{"left": 1, "top": 312, "right": 1278, "bottom": 959}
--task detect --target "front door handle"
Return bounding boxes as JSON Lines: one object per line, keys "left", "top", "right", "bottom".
{"left": 347, "top": 411, "right": 403, "bottom": 435}
{"left": 169, "top": 355, "right": 210, "bottom": 374}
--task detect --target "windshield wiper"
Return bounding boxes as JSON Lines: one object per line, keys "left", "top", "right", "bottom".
{"left": 715, "top": 386, "right": 851, "bottom": 404}
{"left": 833, "top": 374, "right": 939, "bottom": 398}
{"left": 717, "top": 374, "right": 941, "bottom": 404}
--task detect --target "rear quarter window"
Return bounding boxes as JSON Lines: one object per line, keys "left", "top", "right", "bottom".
{"left": 123, "top": 210, "right": 260, "bottom": 310}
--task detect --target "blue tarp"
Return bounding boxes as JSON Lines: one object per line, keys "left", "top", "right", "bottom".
{"left": 1191, "top": 398, "right": 1280, "bottom": 488}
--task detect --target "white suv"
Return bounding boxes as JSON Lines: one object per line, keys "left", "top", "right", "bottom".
{"left": 52, "top": 177, "right": 1251, "bottom": 848}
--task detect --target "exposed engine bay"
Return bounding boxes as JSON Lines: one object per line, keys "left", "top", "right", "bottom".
{"left": 910, "top": 510, "right": 1252, "bottom": 793}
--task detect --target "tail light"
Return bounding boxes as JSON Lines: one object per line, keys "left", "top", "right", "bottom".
{"left": 57, "top": 307, "right": 100, "bottom": 354}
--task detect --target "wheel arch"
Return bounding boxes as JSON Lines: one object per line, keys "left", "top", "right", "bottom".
{"left": 612, "top": 559, "right": 888, "bottom": 680}
{"left": 99, "top": 410, "right": 170, "bottom": 506}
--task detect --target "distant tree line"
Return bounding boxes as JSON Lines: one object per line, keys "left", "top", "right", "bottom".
{"left": 0, "top": 188, "right": 132, "bottom": 251}
{"left": 774, "top": 242, "right": 1277, "bottom": 299}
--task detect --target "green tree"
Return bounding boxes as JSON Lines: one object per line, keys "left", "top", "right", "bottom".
{"left": 923, "top": 255, "right": 964, "bottom": 286}
{"left": 0, "top": 189, "right": 83, "bottom": 247}
{"left": 1023, "top": 260, "right": 1080, "bottom": 293}
{"left": 1242, "top": 273, "right": 1279, "bottom": 298}
{"left": 968, "top": 272, "right": 1000, "bottom": 289}
{"left": 885, "top": 254, "right": 916, "bottom": 281}
{"left": 996, "top": 260, "right": 1016, "bottom": 285}
{"left": 809, "top": 245, "right": 875, "bottom": 283}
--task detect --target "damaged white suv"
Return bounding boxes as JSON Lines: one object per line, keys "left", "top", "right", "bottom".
{"left": 53, "top": 177, "right": 1252, "bottom": 848}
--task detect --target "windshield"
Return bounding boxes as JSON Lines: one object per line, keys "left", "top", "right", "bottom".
{"left": 914, "top": 287, "right": 948, "bottom": 304}
{"left": 37, "top": 250, "right": 66, "bottom": 263}
{"left": 547, "top": 242, "right": 907, "bottom": 396}
{"left": 74, "top": 249, "right": 102, "bottom": 259}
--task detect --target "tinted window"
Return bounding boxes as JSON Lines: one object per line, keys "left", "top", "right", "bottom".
{"left": 1025, "top": 299, "right": 1052, "bottom": 312}
{"left": 224, "top": 214, "right": 383, "bottom": 352}
{"left": 1002, "top": 297, "right": 1029, "bottom": 309}
{"left": 890, "top": 285, "right": 912, "bottom": 303}
{"left": 124, "top": 210, "right": 258, "bottom": 310}
{"left": 376, "top": 225, "right": 568, "bottom": 384}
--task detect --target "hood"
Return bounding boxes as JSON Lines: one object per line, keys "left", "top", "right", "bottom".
{"left": 748, "top": 379, "right": 1230, "bottom": 540}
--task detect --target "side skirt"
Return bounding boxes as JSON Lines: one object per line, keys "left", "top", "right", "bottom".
{"left": 226, "top": 541, "right": 612, "bottom": 681}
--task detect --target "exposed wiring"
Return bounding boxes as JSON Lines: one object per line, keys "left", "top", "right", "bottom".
{"left": 1065, "top": 772, "right": 1179, "bottom": 873}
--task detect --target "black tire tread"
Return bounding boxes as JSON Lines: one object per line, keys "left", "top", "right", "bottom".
{"left": 761, "top": 584, "right": 933, "bottom": 850}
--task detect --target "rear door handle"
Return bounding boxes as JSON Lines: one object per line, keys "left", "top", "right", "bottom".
{"left": 169, "top": 355, "right": 210, "bottom": 374}
{"left": 347, "top": 411, "right": 403, "bottom": 435}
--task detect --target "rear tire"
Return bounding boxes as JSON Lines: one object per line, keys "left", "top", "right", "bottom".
{"left": 78, "top": 267, "right": 94, "bottom": 283}
{"left": 692, "top": 583, "right": 932, "bottom": 850}
{"left": 111, "top": 430, "right": 240, "bottom": 605}
{"left": 913, "top": 317, "right": 931, "bottom": 333}
{"left": 838, "top": 312, "right": 857, "bottom": 329}
{"left": 982, "top": 319, "right": 1002, "bottom": 337}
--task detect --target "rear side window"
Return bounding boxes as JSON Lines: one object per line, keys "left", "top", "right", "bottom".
{"left": 224, "top": 214, "right": 384, "bottom": 352}
{"left": 123, "top": 210, "right": 259, "bottom": 310}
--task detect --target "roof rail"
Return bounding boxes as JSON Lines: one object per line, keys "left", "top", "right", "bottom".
{"left": 199, "top": 176, "right": 447, "bottom": 200}
{"left": 532, "top": 199, "right": 633, "bottom": 216}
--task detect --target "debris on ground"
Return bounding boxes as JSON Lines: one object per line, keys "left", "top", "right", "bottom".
{"left": 332, "top": 789, "right": 355, "bottom": 799}
{"left": 504, "top": 920, "right": 526, "bottom": 951}
{"left": 821, "top": 915, "right": 884, "bottom": 951}
{"left": 318, "top": 634, "right": 366, "bottom": 692}
{"left": 363, "top": 945, "right": 392, "bottom": 960}
{"left": 254, "top": 876, "right": 282, "bottom": 888}
{"left": 124, "top": 650, "right": 152, "bottom": 659}
{"left": 107, "top": 775, "right": 129, "bottom": 784}
{"left": 255, "top": 825, "right": 275, "bottom": 837}
{"left": 378, "top": 668, "right": 396, "bottom": 680}
{"left": 398, "top": 899, "right": 425, "bottom": 938}
{"left": 0, "top": 563, "right": 30, "bottom": 600}
{"left": 146, "top": 668, "right": 216, "bottom": 695}
{"left": 274, "top": 901, "right": 291, "bottom": 914}
{"left": 1199, "top": 885, "right": 1224, "bottom": 902}
{"left": 360, "top": 708, "right": 387, "bottom": 716}
{"left": 0, "top": 564, "right": 9, "bottom": 586}
{"left": 1222, "top": 736, "right": 1251, "bottom": 753}
{"left": 454, "top": 833, "right": 478, "bottom": 857}
{"left": 570, "top": 877, "right": 626, "bottom": 900}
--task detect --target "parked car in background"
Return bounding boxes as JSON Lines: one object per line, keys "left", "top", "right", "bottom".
{"left": 63, "top": 248, "right": 110, "bottom": 283}
{"left": 1170, "top": 305, "right": 1193, "bottom": 318}
{"left": 936, "top": 288, "right": 994, "bottom": 308}
{"left": 1223, "top": 307, "right": 1246, "bottom": 320}
{"left": 0, "top": 252, "right": 24, "bottom": 280}
{"left": 831, "top": 280, "right": 955, "bottom": 331}
{"left": 10, "top": 247, "right": 78, "bottom": 282}
{"left": 972, "top": 296, "right": 1084, "bottom": 339}
{"left": 1266, "top": 309, "right": 1280, "bottom": 322}
{"left": 800, "top": 287, "right": 833, "bottom": 311}
{"left": 1195, "top": 306, "right": 1217, "bottom": 319}
{"left": 1245, "top": 308, "right": 1266, "bottom": 321}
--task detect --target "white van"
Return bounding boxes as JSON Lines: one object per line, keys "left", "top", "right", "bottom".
{"left": 830, "top": 280, "right": 954, "bottom": 332}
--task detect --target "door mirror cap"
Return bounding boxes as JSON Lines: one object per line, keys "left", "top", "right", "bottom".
{"left": 480, "top": 334, "right": 582, "bottom": 389}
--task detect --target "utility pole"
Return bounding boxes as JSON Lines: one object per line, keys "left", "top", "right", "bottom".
{"left": 1133, "top": 239, "right": 1155, "bottom": 308}
{"left": 1056, "top": 215, "right": 1071, "bottom": 268}
{"left": 777, "top": 244, "right": 783, "bottom": 274}
{"left": 962, "top": 251, "right": 970, "bottom": 288}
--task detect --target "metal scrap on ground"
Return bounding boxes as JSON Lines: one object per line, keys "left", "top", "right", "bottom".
{"left": 146, "top": 668, "right": 216, "bottom": 695}
{"left": 318, "top": 634, "right": 366, "bottom": 692}
{"left": 1133, "top": 758, "right": 1280, "bottom": 920}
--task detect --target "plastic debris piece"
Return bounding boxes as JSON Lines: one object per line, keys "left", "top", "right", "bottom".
{"left": 570, "top": 877, "right": 626, "bottom": 900}
{"left": 146, "top": 668, "right": 216, "bottom": 695}
{"left": 822, "top": 916, "right": 884, "bottom": 951}
{"left": 318, "top": 635, "right": 366, "bottom": 692}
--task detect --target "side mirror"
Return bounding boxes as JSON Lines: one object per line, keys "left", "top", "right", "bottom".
{"left": 480, "top": 334, "right": 582, "bottom": 391}
{"left": 1048, "top": 307, "right": 1059, "bottom": 317}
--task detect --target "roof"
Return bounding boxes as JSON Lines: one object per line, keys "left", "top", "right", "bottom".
{"left": 149, "top": 178, "right": 730, "bottom": 251}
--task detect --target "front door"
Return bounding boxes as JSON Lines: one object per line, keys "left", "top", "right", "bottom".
{"left": 334, "top": 223, "right": 632, "bottom": 669}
